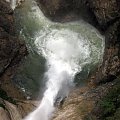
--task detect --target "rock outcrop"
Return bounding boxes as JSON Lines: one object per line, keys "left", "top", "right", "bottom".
{"left": 88, "top": 0, "right": 120, "bottom": 28}
{"left": 0, "top": 0, "right": 27, "bottom": 78}
{"left": 0, "top": 0, "right": 34, "bottom": 119}
{"left": 87, "top": 0, "right": 120, "bottom": 84}
{"left": 53, "top": 77, "right": 120, "bottom": 120}
{"left": 0, "top": 98, "right": 36, "bottom": 120}
{"left": 0, "top": 0, "right": 27, "bottom": 98}
{"left": 36, "top": 0, "right": 97, "bottom": 25}
{"left": 53, "top": 81, "right": 116, "bottom": 120}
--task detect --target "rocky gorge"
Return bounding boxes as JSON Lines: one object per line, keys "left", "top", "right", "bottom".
{"left": 0, "top": 0, "right": 36, "bottom": 119}
{"left": 0, "top": 0, "right": 120, "bottom": 120}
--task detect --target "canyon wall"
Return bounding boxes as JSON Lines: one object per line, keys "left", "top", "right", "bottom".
{"left": 0, "top": 1, "right": 35, "bottom": 120}
{"left": 0, "top": 0, "right": 120, "bottom": 120}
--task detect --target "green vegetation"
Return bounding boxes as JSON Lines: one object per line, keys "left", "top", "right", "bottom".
{"left": 99, "top": 77, "right": 120, "bottom": 120}
{"left": 84, "top": 114, "right": 96, "bottom": 120}
{"left": 0, "top": 88, "right": 17, "bottom": 105}
{"left": 0, "top": 103, "right": 6, "bottom": 109}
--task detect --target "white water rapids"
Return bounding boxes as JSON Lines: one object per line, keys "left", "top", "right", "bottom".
{"left": 12, "top": 0, "right": 104, "bottom": 120}
{"left": 25, "top": 29, "right": 91, "bottom": 120}
{"left": 6, "top": 0, "right": 24, "bottom": 9}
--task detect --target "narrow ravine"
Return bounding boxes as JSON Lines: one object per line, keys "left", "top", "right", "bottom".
{"left": 9, "top": 0, "right": 104, "bottom": 120}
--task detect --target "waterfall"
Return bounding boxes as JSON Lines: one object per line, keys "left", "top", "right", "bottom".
{"left": 25, "top": 29, "right": 91, "bottom": 120}
{"left": 11, "top": 0, "right": 17, "bottom": 9}
{"left": 5, "top": 0, "right": 17, "bottom": 9}
{"left": 14, "top": 0, "right": 104, "bottom": 120}
{"left": 6, "top": 0, "right": 24, "bottom": 10}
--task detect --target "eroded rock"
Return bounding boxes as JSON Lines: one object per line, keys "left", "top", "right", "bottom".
{"left": 0, "top": 1, "right": 29, "bottom": 119}
{"left": 37, "top": 0, "right": 97, "bottom": 24}
{"left": 88, "top": 0, "right": 120, "bottom": 85}
{"left": 0, "top": 0, "right": 27, "bottom": 79}
{"left": 88, "top": 0, "right": 120, "bottom": 28}
{"left": 0, "top": 99, "right": 37, "bottom": 120}
{"left": 53, "top": 82, "right": 114, "bottom": 120}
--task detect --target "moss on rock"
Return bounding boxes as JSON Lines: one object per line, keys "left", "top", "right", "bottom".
{"left": 98, "top": 77, "right": 120, "bottom": 119}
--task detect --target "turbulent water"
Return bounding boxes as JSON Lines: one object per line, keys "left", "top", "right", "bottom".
{"left": 25, "top": 28, "right": 92, "bottom": 120}
{"left": 13, "top": 0, "right": 104, "bottom": 120}
{"left": 6, "top": 0, "right": 16, "bottom": 9}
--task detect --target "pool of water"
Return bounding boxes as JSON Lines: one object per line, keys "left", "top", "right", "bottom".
{"left": 13, "top": 0, "right": 104, "bottom": 99}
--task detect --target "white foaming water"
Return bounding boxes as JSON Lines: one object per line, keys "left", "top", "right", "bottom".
{"left": 6, "top": 0, "right": 16, "bottom": 9}
{"left": 6, "top": 0, "right": 24, "bottom": 10}
{"left": 25, "top": 29, "right": 91, "bottom": 120}
{"left": 18, "top": 0, "right": 104, "bottom": 120}
{"left": 5, "top": 0, "right": 17, "bottom": 9}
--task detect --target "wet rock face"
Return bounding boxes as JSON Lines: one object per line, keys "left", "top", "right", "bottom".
{"left": 0, "top": 0, "right": 13, "bottom": 13}
{"left": 0, "top": 30, "right": 27, "bottom": 76}
{"left": 0, "top": 1, "right": 33, "bottom": 119}
{"left": 0, "top": 98, "right": 36, "bottom": 120}
{"left": 37, "top": 0, "right": 96, "bottom": 24}
{"left": 37, "top": 0, "right": 74, "bottom": 19}
{"left": 88, "top": 0, "right": 120, "bottom": 84}
{"left": 0, "top": 0, "right": 28, "bottom": 106}
{"left": 102, "top": 21, "right": 120, "bottom": 79}
{"left": 0, "top": 0, "right": 28, "bottom": 103}
{"left": 53, "top": 82, "right": 115, "bottom": 120}
{"left": 0, "top": 0, "right": 27, "bottom": 77}
{"left": 0, "top": 0, "right": 14, "bottom": 34}
{"left": 87, "top": 0, "right": 120, "bottom": 28}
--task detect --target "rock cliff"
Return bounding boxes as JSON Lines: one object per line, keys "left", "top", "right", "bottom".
{"left": 0, "top": 0, "right": 35, "bottom": 119}
{"left": 87, "top": 0, "right": 120, "bottom": 85}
